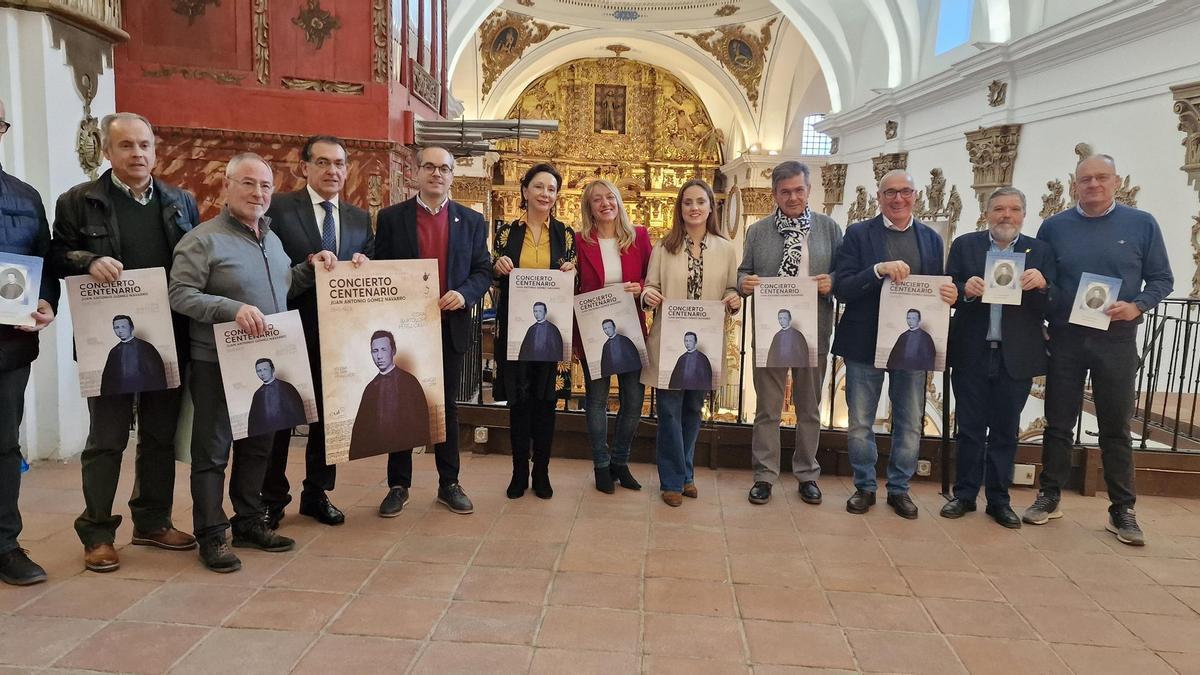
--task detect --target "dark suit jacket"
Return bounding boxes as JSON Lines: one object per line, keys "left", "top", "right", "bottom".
{"left": 766, "top": 327, "right": 810, "bottom": 368}
{"left": 886, "top": 328, "right": 936, "bottom": 371}
{"left": 832, "top": 215, "right": 945, "bottom": 365}
{"left": 669, "top": 349, "right": 713, "bottom": 390}
{"left": 349, "top": 367, "right": 430, "bottom": 459}
{"left": 947, "top": 231, "right": 1055, "bottom": 379}
{"left": 374, "top": 198, "right": 491, "bottom": 355}
{"left": 518, "top": 320, "right": 564, "bottom": 361}
{"left": 266, "top": 189, "right": 373, "bottom": 378}
{"left": 99, "top": 337, "right": 168, "bottom": 395}
{"left": 600, "top": 334, "right": 641, "bottom": 377}
{"left": 247, "top": 378, "right": 307, "bottom": 437}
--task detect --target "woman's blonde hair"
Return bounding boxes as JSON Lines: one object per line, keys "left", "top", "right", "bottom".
{"left": 578, "top": 180, "right": 636, "bottom": 251}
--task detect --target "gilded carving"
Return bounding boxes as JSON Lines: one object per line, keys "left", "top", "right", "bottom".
{"left": 913, "top": 168, "right": 962, "bottom": 240}
{"left": 141, "top": 65, "right": 245, "bottom": 85}
{"left": 846, "top": 186, "right": 877, "bottom": 223}
{"left": 605, "top": 44, "right": 630, "bottom": 57}
{"left": 1064, "top": 142, "right": 1140, "bottom": 208}
{"left": 871, "top": 152, "right": 908, "bottom": 183}
{"left": 1192, "top": 212, "right": 1200, "bottom": 298}
{"left": 677, "top": 18, "right": 776, "bottom": 110}
{"left": 740, "top": 188, "right": 774, "bottom": 217}
{"left": 715, "top": 4, "right": 738, "bottom": 16}
{"left": 411, "top": 61, "right": 440, "bottom": 109}
{"left": 821, "top": 163, "right": 846, "bottom": 216}
{"left": 884, "top": 120, "right": 898, "bottom": 140}
{"left": 987, "top": 80, "right": 1007, "bottom": 107}
{"left": 478, "top": 11, "right": 568, "bottom": 97}
{"left": 172, "top": 0, "right": 219, "bottom": 25}
{"left": 1171, "top": 83, "right": 1200, "bottom": 190}
{"left": 946, "top": 186, "right": 963, "bottom": 225}
{"left": 253, "top": 0, "right": 270, "bottom": 85}
{"left": 1018, "top": 416, "right": 1047, "bottom": 442}
{"left": 281, "top": 77, "right": 365, "bottom": 95}
{"left": 1040, "top": 179, "right": 1066, "bottom": 218}
{"left": 367, "top": 173, "right": 383, "bottom": 225}
{"left": 372, "top": 0, "right": 389, "bottom": 82}
{"left": 965, "top": 124, "right": 1021, "bottom": 228}
{"left": 292, "top": 0, "right": 340, "bottom": 49}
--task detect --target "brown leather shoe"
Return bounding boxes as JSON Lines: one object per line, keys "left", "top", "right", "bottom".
{"left": 662, "top": 491, "right": 683, "bottom": 507}
{"left": 132, "top": 527, "right": 198, "bottom": 551}
{"left": 682, "top": 483, "right": 698, "bottom": 499}
{"left": 84, "top": 543, "right": 119, "bottom": 573}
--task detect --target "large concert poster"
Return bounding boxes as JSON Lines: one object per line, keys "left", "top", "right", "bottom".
{"left": 655, "top": 300, "right": 725, "bottom": 391}
{"left": 0, "top": 251, "right": 43, "bottom": 327}
{"left": 506, "top": 268, "right": 575, "bottom": 362}
{"left": 574, "top": 286, "right": 649, "bottom": 380}
{"left": 753, "top": 277, "right": 819, "bottom": 369}
{"left": 874, "top": 275, "right": 952, "bottom": 372}
{"left": 315, "top": 260, "right": 445, "bottom": 465}
{"left": 65, "top": 267, "right": 180, "bottom": 398}
{"left": 213, "top": 310, "right": 318, "bottom": 440}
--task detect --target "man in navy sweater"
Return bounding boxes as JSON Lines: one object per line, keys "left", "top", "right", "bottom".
{"left": 1024, "top": 154, "right": 1173, "bottom": 546}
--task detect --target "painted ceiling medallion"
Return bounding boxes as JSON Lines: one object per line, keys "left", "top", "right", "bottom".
{"left": 677, "top": 18, "right": 776, "bottom": 110}
{"left": 293, "top": 0, "right": 341, "bottom": 50}
{"left": 612, "top": 10, "right": 640, "bottom": 21}
{"left": 478, "top": 11, "right": 568, "bottom": 97}
{"left": 171, "top": 0, "right": 220, "bottom": 25}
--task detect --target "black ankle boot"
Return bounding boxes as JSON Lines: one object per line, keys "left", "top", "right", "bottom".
{"left": 594, "top": 466, "right": 615, "bottom": 494}
{"left": 610, "top": 464, "right": 642, "bottom": 490}
{"left": 507, "top": 458, "right": 529, "bottom": 499}
{"left": 531, "top": 464, "right": 553, "bottom": 499}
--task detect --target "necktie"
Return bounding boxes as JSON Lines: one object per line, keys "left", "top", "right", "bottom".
{"left": 320, "top": 201, "right": 337, "bottom": 255}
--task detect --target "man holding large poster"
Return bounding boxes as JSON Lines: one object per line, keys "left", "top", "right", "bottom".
{"left": 100, "top": 315, "right": 168, "bottom": 395}
{"left": 52, "top": 112, "right": 199, "bottom": 573}
{"left": 348, "top": 330, "right": 431, "bottom": 461}
{"left": 832, "top": 169, "right": 956, "bottom": 520}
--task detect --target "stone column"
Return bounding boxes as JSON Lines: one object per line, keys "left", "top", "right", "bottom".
{"left": 964, "top": 124, "right": 1021, "bottom": 230}
{"left": 1171, "top": 82, "right": 1200, "bottom": 297}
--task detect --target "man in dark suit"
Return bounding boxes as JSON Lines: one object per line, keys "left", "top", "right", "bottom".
{"left": 599, "top": 318, "right": 640, "bottom": 377}
{"left": 766, "top": 308, "right": 809, "bottom": 367}
{"left": 886, "top": 308, "right": 936, "bottom": 371}
{"left": 518, "top": 301, "right": 563, "bottom": 361}
{"left": 944, "top": 187, "right": 1054, "bottom": 528}
{"left": 832, "top": 169, "right": 957, "bottom": 519}
{"left": 247, "top": 358, "right": 307, "bottom": 437}
{"left": 372, "top": 146, "right": 492, "bottom": 516}
{"left": 99, "top": 315, "right": 167, "bottom": 395}
{"left": 262, "top": 135, "right": 373, "bottom": 528}
{"left": 349, "top": 330, "right": 430, "bottom": 463}
{"left": 669, "top": 332, "right": 713, "bottom": 390}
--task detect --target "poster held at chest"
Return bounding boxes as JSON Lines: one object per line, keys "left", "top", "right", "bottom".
{"left": 753, "top": 277, "right": 819, "bottom": 369}
{"left": 65, "top": 267, "right": 180, "bottom": 397}
{"left": 213, "top": 309, "right": 318, "bottom": 441}
{"left": 316, "top": 260, "right": 445, "bottom": 465}
{"left": 0, "top": 251, "right": 43, "bottom": 327}
{"left": 874, "top": 275, "right": 951, "bottom": 372}
{"left": 1069, "top": 272, "right": 1121, "bottom": 330}
{"left": 507, "top": 268, "right": 575, "bottom": 362}
{"left": 574, "top": 287, "right": 649, "bottom": 380}
{"left": 656, "top": 300, "right": 725, "bottom": 391}
{"left": 982, "top": 251, "right": 1025, "bottom": 306}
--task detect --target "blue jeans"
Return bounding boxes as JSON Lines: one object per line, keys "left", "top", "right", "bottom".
{"left": 655, "top": 389, "right": 706, "bottom": 492}
{"left": 582, "top": 360, "right": 645, "bottom": 469}
{"left": 845, "top": 360, "right": 925, "bottom": 495}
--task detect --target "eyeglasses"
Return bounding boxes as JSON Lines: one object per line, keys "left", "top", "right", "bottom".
{"left": 0, "top": 120, "right": 10, "bottom": 133}
{"left": 420, "top": 163, "right": 454, "bottom": 175}
{"left": 882, "top": 188, "right": 915, "bottom": 198}
{"left": 1077, "top": 174, "right": 1115, "bottom": 185}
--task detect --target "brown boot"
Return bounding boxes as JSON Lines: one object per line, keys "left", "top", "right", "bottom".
{"left": 662, "top": 491, "right": 683, "bottom": 507}
{"left": 682, "top": 483, "right": 698, "bottom": 499}
{"left": 84, "top": 543, "right": 119, "bottom": 573}
{"left": 132, "top": 527, "right": 198, "bottom": 551}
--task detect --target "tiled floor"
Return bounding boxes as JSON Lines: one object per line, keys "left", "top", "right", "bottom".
{"left": 5, "top": 447, "right": 1200, "bottom": 674}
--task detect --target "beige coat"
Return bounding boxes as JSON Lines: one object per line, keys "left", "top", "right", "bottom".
{"left": 641, "top": 235, "right": 740, "bottom": 388}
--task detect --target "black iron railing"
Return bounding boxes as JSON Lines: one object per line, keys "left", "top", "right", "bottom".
{"left": 1128, "top": 297, "right": 1200, "bottom": 451}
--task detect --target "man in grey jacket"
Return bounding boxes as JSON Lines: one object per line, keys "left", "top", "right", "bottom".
{"left": 738, "top": 161, "right": 843, "bottom": 506}
{"left": 169, "top": 153, "right": 337, "bottom": 573}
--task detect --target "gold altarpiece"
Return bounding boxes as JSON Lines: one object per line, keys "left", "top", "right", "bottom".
{"left": 492, "top": 57, "right": 724, "bottom": 237}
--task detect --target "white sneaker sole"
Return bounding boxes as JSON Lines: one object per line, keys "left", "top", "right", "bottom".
{"left": 1021, "top": 509, "right": 1063, "bottom": 525}
{"left": 1105, "top": 521, "right": 1146, "bottom": 546}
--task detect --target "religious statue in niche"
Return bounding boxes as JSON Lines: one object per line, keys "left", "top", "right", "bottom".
{"left": 595, "top": 84, "right": 627, "bottom": 134}
{"left": 492, "top": 27, "right": 519, "bottom": 54}
{"left": 727, "top": 39, "right": 753, "bottom": 70}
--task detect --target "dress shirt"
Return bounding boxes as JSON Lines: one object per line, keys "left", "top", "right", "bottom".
{"left": 417, "top": 194, "right": 449, "bottom": 215}
{"left": 111, "top": 172, "right": 154, "bottom": 205}
{"left": 307, "top": 185, "right": 339, "bottom": 252}
{"left": 1075, "top": 200, "right": 1118, "bottom": 218}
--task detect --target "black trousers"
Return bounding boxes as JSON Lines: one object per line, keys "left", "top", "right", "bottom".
{"left": 951, "top": 346, "right": 1032, "bottom": 507}
{"left": 189, "top": 360, "right": 274, "bottom": 540}
{"left": 387, "top": 340, "right": 463, "bottom": 488}
{"left": 74, "top": 387, "right": 181, "bottom": 546}
{"left": 0, "top": 365, "right": 31, "bottom": 555}
{"left": 263, "top": 350, "right": 334, "bottom": 509}
{"left": 1040, "top": 324, "right": 1139, "bottom": 508}
{"left": 509, "top": 398, "right": 557, "bottom": 470}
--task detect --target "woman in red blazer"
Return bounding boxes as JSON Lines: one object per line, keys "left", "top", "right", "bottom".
{"left": 575, "top": 179, "right": 653, "bottom": 493}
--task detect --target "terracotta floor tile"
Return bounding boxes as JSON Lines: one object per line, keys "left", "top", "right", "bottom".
{"left": 827, "top": 591, "right": 934, "bottom": 632}
{"left": 223, "top": 588, "right": 348, "bottom": 632}
{"left": 431, "top": 600, "right": 541, "bottom": 645}
{"left": 530, "top": 648, "right": 640, "bottom": 674}
{"left": 558, "top": 541, "right": 644, "bottom": 576}
{"left": 1052, "top": 644, "right": 1178, "bottom": 675}
{"left": 1020, "top": 523, "right": 1115, "bottom": 554}
{"left": 548, "top": 570, "right": 641, "bottom": 610}
{"left": 172, "top": 549, "right": 293, "bottom": 588}
{"left": 881, "top": 538, "right": 976, "bottom": 571}
{"left": 721, "top": 507, "right": 797, "bottom": 532}
{"left": 1078, "top": 581, "right": 1195, "bottom": 615}
{"left": 1171, "top": 585, "right": 1200, "bottom": 613}
{"left": 568, "top": 517, "right": 649, "bottom": 550}
{"left": 1158, "top": 651, "right": 1200, "bottom": 675}
{"left": 1044, "top": 551, "right": 1156, "bottom": 586}
{"left": 0, "top": 615, "right": 103, "bottom": 667}
{"left": 171, "top": 627, "right": 315, "bottom": 675}
{"left": 536, "top": 605, "right": 641, "bottom": 651}
{"left": 643, "top": 613, "right": 745, "bottom": 661}
{"left": 291, "top": 634, "right": 421, "bottom": 675}
{"left": 729, "top": 553, "right": 818, "bottom": 588}
{"left": 742, "top": 619, "right": 854, "bottom": 669}
{"left": 19, "top": 576, "right": 160, "bottom": 620}
{"left": 0, "top": 579, "right": 52, "bottom": 613}
{"left": 410, "top": 641, "right": 532, "bottom": 675}
{"left": 724, "top": 526, "right": 805, "bottom": 554}
{"left": 644, "top": 577, "right": 736, "bottom": 617}
{"left": 901, "top": 568, "right": 1001, "bottom": 601}
{"left": 989, "top": 574, "right": 1096, "bottom": 609}
{"left": 329, "top": 595, "right": 447, "bottom": 639}
{"left": 734, "top": 584, "right": 836, "bottom": 624}
{"left": 645, "top": 548, "right": 729, "bottom": 581}
{"left": 361, "top": 560, "right": 465, "bottom": 598}
{"left": 1128, "top": 557, "right": 1200, "bottom": 587}
{"left": 454, "top": 566, "right": 552, "bottom": 603}
{"left": 410, "top": 510, "right": 498, "bottom": 538}
{"left": 119, "top": 581, "right": 253, "bottom": 625}
{"left": 802, "top": 534, "right": 890, "bottom": 566}
{"left": 641, "top": 656, "right": 751, "bottom": 674}
{"left": 489, "top": 513, "right": 574, "bottom": 543}
{"left": 867, "top": 512, "right": 953, "bottom": 541}
{"left": 813, "top": 562, "right": 910, "bottom": 595}
{"left": 54, "top": 620, "right": 208, "bottom": 674}
{"left": 793, "top": 509, "right": 874, "bottom": 537}
{"left": 265, "top": 555, "right": 378, "bottom": 593}
{"left": 302, "top": 526, "right": 400, "bottom": 559}
{"left": 922, "top": 597, "right": 1034, "bottom": 639}
{"left": 472, "top": 539, "right": 561, "bottom": 569}
{"left": 388, "top": 534, "right": 480, "bottom": 564}
{"left": 1112, "top": 611, "right": 1200, "bottom": 653}
{"left": 1018, "top": 604, "right": 1139, "bottom": 646}
{"left": 963, "top": 544, "right": 1061, "bottom": 577}
{"left": 649, "top": 524, "right": 727, "bottom": 552}
{"left": 948, "top": 636, "right": 1070, "bottom": 675}
{"left": 846, "top": 629, "right": 966, "bottom": 674}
